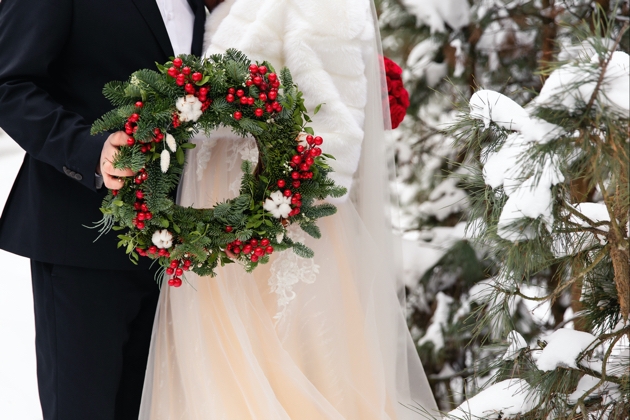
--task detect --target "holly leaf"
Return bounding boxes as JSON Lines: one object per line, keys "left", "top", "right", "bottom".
{"left": 176, "top": 147, "right": 185, "bottom": 165}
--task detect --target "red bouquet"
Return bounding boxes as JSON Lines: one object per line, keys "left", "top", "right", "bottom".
{"left": 383, "top": 57, "right": 409, "bottom": 129}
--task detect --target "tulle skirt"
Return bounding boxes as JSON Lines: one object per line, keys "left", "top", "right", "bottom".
{"left": 139, "top": 136, "right": 437, "bottom": 419}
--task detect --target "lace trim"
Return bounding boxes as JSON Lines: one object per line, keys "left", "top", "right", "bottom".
{"left": 268, "top": 225, "right": 319, "bottom": 324}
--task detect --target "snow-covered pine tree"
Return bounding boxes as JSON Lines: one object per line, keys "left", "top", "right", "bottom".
{"left": 376, "top": 0, "right": 629, "bottom": 412}
{"left": 442, "top": 12, "right": 629, "bottom": 420}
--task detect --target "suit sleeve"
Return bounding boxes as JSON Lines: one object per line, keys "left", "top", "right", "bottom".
{"left": 0, "top": 0, "right": 109, "bottom": 191}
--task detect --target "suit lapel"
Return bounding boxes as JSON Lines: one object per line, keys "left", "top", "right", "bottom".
{"left": 131, "top": 0, "right": 174, "bottom": 58}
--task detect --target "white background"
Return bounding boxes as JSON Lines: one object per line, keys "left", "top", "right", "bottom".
{"left": 0, "top": 130, "right": 43, "bottom": 419}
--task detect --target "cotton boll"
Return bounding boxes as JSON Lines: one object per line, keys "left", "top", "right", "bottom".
{"left": 176, "top": 95, "right": 203, "bottom": 122}
{"left": 160, "top": 150, "right": 170, "bottom": 173}
{"left": 263, "top": 191, "right": 292, "bottom": 219}
{"left": 152, "top": 229, "right": 173, "bottom": 249}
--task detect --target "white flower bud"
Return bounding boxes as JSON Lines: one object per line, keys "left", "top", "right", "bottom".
{"left": 166, "top": 133, "right": 177, "bottom": 152}
{"left": 160, "top": 150, "right": 170, "bottom": 173}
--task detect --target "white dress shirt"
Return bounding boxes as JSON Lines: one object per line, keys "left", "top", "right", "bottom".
{"left": 156, "top": 0, "right": 196, "bottom": 56}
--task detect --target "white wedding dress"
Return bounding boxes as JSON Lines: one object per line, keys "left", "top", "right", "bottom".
{"left": 139, "top": 1, "right": 438, "bottom": 418}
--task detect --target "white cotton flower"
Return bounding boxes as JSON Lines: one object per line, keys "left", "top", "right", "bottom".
{"left": 176, "top": 94, "right": 203, "bottom": 122}
{"left": 160, "top": 150, "right": 170, "bottom": 173}
{"left": 152, "top": 229, "right": 173, "bottom": 249}
{"left": 165, "top": 133, "right": 177, "bottom": 152}
{"left": 263, "top": 190, "right": 292, "bottom": 219}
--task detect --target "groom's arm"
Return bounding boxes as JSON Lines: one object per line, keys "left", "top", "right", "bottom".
{"left": 0, "top": 0, "right": 111, "bottom": 191}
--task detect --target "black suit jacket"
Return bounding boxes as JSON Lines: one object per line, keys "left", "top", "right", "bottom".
{"left": 0, "top": 0, "right": 206, "bottom": 270}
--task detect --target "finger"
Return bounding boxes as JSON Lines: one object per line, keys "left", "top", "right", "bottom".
{"left": 103, "top": 172, "right": 125, "bottom": 190}
{"left": 102, "top": 160, "right": 134, "bottom": 177}
{"left": 108, "top": 131, "right": 131, "bottom": 147}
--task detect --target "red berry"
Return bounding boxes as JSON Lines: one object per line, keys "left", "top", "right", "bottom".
{"left": 232, "top": 247, "right": 241, "bottom": 255}
{"left": 228, "top": 87, "right": 236, "bottom": 94}
{"left": 199, "top": 87, "right": 209, "bottom": 95}
{"left": 141, "top": 203, "right": 149, "bottom": 211}
{"left": 255, "top": 108, "right": 264, "bottom": 117}
{"left": 135, "top": 101, "right": 143, "bottom": 108}
{"left": 253, "top": 76, "right": 262, "bottom": 85}
{"left": 182, "top": 66, "right": 191, "bottom": 75}
{"left": 166, "top": 267, "right": 174, "bottom": 275}
{"left": 277, "top": 180, "right": 286, "bottom": 188}
{"left": 136, "top": 191, "right": 144, "bottom": 199}
{"left": 245, "top": 80, "right": 254, "bottom": 87}
{"left": 239, "top": 96, "right": 248, "bottom": 105}
{"left": 306, "top": 135, "right": 314, "bottom": 144}
{"left": 305, "top": 157, "right": 314, "bottom": 165}
{"left": 176, "top": 75, "right": 185, "bottom": 86}
{"left": 191, "top": 72, "right": 203, "bottom": 82}
{"left": 313, "top": 147, "right": 322, "bottom": 156}
{"left": 296, "top": 145, "right": 305, "bottom": 153}
{"left": 259, "top": 93, "right": 267, "bottom": 102}
{"left": 173, "top": 58, "right": 183, "bottom": 68}
{"left": 129, "top": 113, "right": 139, "bottom": 122}
{"left": 268, "top": 73, "right": 277, "bottom": 82}
{"left": 314, "top": 136, "right": 323, "bottom": 145}
{"left": 254, "top": 247, "right": 264, "bottom": 256}
{"left": 236, "top": 89, "right": 245, "bottom": 98}
{"left": 283, "top": 189, "right": 292, "bottom": 197}
{"left": 271, "top": 80, "right": 280, "bottom": 89}
{"left": 291, "top": 155, "right": 302, "bottom": 164}
{"left": 167, "top": 67, "right": 178, "bottom": 77}
{"left": 294, "top": 193, "right": 302, "bottom": 200}
{"left": 170, "top": 260, "right": 179, "bottom": 268}
{"left": 185, "top": 83, "right": 196, "bottom": 94}
{"left": 175, "top": 268, "right": 183, "bottom": 276}
{"left": 250, "top": 239, "right": 259, "bottom": 247}
{"left": 226, "top": 94, "right": 235, "bottom": 103}
{"left": 261, "top": 239, "right": 270, "bottom": 246}
{"left": 136, "top": 221, "right": 145, "bottom": 229}
{"left": 148, "top": 245, "right": 157, "bottom": 254}
{"left": 266, "top": 246, "right": 274, "bottom": 254}
{"left": 292, "top": 181, "right": 300, "bottom": 188}
{"left": 249, "top": 64, "right": 259, "bottom": 73}
{"left": 247, "top": 97, "right": 255, "bottom": 106}
{"left": 145, "top": 212, "right": 153, "bottom": 220}
{"left": 183, "top": 259, "right": 191, "bottom": 266}
{"left": 265, "top": 104, "right": 273, "bottom": 113}
{"left": 127, "top": 138, "right": 135, "bottom": 146}
{"left": 112, "top": 190, "right": 119, "bottom": 196}
{"left": 291, "top": 171, "right": 300, "bottom": 180}
{"left": 225, "top": 226, "right": 233, "bottom": 233}
{"left": 172, "top": 277, "right": 183, "bottom": 287}
{"left": 134, "top": 202, "right": 142, "bottom": 210}
{"left": 233, "top": 111, "right": 243, "bottom": 120}
{"left": 137, "top": 212, "right": 146, "bottom": 221}
{"left": 250, "top": 255, "right": 259, "bottom": 263}
{"left": 242, "top": 245, "right": 252, "bottom": 254}
{"left": 268, "top": 91, "right": 277, "bottom": 100}
{"left": 258, "top": 65, "right": 267, "bottom": 75}
{"left": 158, "top": 249, "right": 167, "bottom": 256}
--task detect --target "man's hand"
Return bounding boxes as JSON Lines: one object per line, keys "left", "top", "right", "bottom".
{"left": 99, "top": 131, "right": 135, "bottom": 190}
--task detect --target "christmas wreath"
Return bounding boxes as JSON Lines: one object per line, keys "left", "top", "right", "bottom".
{"left": 91, "top": 50, "right": 346, "bottom": 286}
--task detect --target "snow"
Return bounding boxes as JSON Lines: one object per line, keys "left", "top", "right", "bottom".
{"left": 502, "top": 330, "right": 528, "bottom": 361}
{"left": 401, "top": 222, "right": 467, "bottom": 287}
{"left": 406, "top": 38, "right": 447, "bottom": 87}
{"left": 418, "top": 291, "right": 453, "bottom": 351}
{"left": 567, "top": 374, "right": 620, "bottom": 405}
{"left": 418, "top": 172, "right": 468, "bottom": 222}
{"left": 0, "top": 130, "right": 43, "bottom": 419}
{"left": 535, "top": 328, "right": 596, "bottom": 371}
{"left": 448, "top": 379, "right": 538, "bottom": 419}
{"left": 534, "top": 51, "right": 630, "bottom": 114}
{"left": 400, "top": 0, "right": 470, "bottom": 33}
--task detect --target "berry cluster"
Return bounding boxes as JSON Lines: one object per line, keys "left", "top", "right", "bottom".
{"left": 167, "top": 57, "right": 213, "bottom": 115}
{"left": 228, "top": 64, "right": 282, "bottom": 121}
{"left": 165, "top": 258, "right": 192, "bottom": 287}
{"left": 226, "top": 237, "right": 274, "bottom": 263}
{"left": 131, "top": 190, "right": 152, "bottom": 230}
{"left": 278, "top": 135, "right": 324, "bottom": 217}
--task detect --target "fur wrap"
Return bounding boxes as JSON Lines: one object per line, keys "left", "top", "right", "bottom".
{"left": 202, "top": 0, "right": 376, "bottom": 197}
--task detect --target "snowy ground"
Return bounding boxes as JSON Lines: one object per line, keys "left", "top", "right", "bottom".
{"left": 0, "top": 131, "right": 43, "bottom": 419}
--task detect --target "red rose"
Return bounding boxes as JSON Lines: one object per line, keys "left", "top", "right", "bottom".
{"left": 398, "top": 87, "right": 410, "bottom": 108}
{"left": 389, "top": 79, "right": 404, "bottom": 98}
{"left": 383, "top": 56, "right": 402, "bottom": 80}
{"left": 390, "top": 104, "right": 407, "bottom": 129}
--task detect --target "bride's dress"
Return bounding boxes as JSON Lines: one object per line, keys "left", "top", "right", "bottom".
{"left": 139, "top": 0, "right": 438, "bottom": 418}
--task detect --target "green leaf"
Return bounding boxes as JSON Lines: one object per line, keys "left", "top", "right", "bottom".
{"left": 322, "top": 153, "right": 336, "bottom": 160}
{"left": 173, "top": 223, "right": 181, "bottom": 234}
{"left": 160, "top": 218, "right": 170, "bottom": 228}
{"left": 180, "top": 142, "right": 196, "bottom": 149}
{"left": 176, "top": 147, "right": 185, "bottom": 165}
{"left": 314, "top": 103, "right": 324, "bottom": 114}
{"left": 304, "top": 127, "right": 314, "bottom": 135}
{"left": 113, "top": 200, "right": 124, "bottom": 207}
